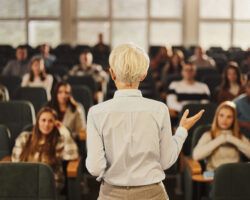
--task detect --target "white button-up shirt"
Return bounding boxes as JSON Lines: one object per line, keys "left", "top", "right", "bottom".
{"left": 86, "top": 89, "right": 187, "bottom": 186}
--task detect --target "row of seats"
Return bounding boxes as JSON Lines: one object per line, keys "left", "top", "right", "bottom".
{"left": 0, "top": 161, "right": 248, "bottom": 200}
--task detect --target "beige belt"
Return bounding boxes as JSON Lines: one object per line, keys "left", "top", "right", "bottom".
{"left": 102, "top": 181, "right": 161, "bottom": 190}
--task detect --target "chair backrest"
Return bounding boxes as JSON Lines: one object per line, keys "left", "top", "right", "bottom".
{"left": 0, "top": 85, "right": 9, "bottom": 101}
{"left": 71, "top": 85, "right": 93, "bottom": 117}
{"left": 0, "top": 76, "right": 21, "bottom": 98}
{"left": 0, "top": 162, "right": 56, "bottom": 200}
{"left": 164, "top": 74, "right": 182, "bottom": 91}
{"left": 67, "top": 75, "right": 98, "bottom": 94}
{"left": 179, "top": 103, "right": 217, "bottom": 156}
{"left": 0, "top": 101, "right": 35, "bottom": 149}
{"left": 213, "top": 163, "right": 250, "bottom": 200}
{"left": 13, "top": 87, "right": 48, "bottom": 113}
{"left": 201, "top": 74, "right": 222, "bottom": 94}
{"left": 0, "top": 124, "right": 11, "bottom": 160}
{"left": 191, "top": 124, "right": 212, "bottom": 153}
{"left": 47, "top": 66, "right": 68, "bottom": 78}
{"left": 195, "top": 68, "right": 219, "bottom": 81}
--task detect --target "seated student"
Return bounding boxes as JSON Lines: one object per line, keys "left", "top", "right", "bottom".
{"left": 11, "top": 107, "right": 79, "bottom": 191}
{"left": 36, "top": 43, "right": 56, "bottom": 69}
{"left": 189, "top": 46, "right": 215, "bottom": 68}
{"left": 217, "top": 61, "right": 245, "bottom": 103}
{"left": 69, "top": 50, "right": 109, "bottom": 102}
{"left": 167, "top": 62, "right": 210, "bottom": 118}
{"left": 162, "top": 50, "right": 184, "bottom": 78}
{"left": 240, "top": 51, "right": 250, "bottom": 76}
{"left": 193, "top": 101, "right": 250, "bottom": 171}
{"left": 47, "top": 81, "right": 86, "bottom": 141}
{"left": 2, "top": 45, "right": 29, "bottom": 77}
{"left": 234, "top": 73, "right": 250, "bottom": 138}
{"left": 21, "top": 56, "right": 53, "bottom": 99}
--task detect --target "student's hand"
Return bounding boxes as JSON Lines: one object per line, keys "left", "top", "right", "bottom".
{"left": 54, "top": 120, "right": 62, "bottom": 128}
{"left": 225, "top": 134, "right": 236, "bottom": 144}
{"left": 217, "top": 133, "right": 227, "bottom": 144}
{"left": 179, "top": 109, "right": 205, "bottom": 131}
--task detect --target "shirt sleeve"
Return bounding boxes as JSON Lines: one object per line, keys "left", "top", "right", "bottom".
{"left": 192, "top": 132, "right": 226, "bottom": 161}
{"left": 159, "top": 106, "right": 188, "bottom": 170}
{"left": 85, "top": 108, "right": 107, "bottom": 179}
{"left": 2, "top": 62, "right": 12, "bottom": 76}
{"left": 74, "top": 105, "right": 87, "bottom": 136}
{"left": 59, "top": 126, "right": 79, "bottom": 160}
{"left": 228, "top": 135, "right": 250, "bottom": 159}
{"left": 45, "top": 75, "right": 53, "bottom": 93}
{"left": 21, "top": 74, "right": 29, "bottom": 87}
{"left": 11, "top": 132, "right": 30, "bottom": 162}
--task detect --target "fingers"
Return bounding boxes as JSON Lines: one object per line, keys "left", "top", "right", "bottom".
{"left": 182, "top": 109, "right": 189, "bottom": 120}
{"left": 189, "top": 109, "right": 205, "bottom": 122}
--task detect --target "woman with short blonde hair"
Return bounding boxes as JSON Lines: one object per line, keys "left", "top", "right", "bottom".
{"left": 86, "top": 43, "right": 204, "bottom": 200}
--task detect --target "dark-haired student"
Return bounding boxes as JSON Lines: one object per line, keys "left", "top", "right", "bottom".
{"left": 217, "top": 61, "right": 245, "bottom": 103}
{"left": 47, "top": 81, "right": 86, "bottom": 141}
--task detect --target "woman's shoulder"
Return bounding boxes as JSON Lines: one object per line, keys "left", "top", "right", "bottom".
{"left": 22, "top": 73, "right": 30, "bottom": 79}
{"left": 16, "top": 131, "right": 32, "bottom": 143}
{"left": 199, "top": 131, "right": 212, "bottom": 140}
{"left": 45, "top": 74, "right": 53, "bottom": 81}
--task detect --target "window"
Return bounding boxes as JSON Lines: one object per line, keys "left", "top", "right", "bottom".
{"left": 28, "top": 0, "right": 60, "bottom": 17}
{"left": 29, "top": 21, "right": 61, "bottom": 46}
{"left": 200, "top": 0, "right": 231, "bottom": 19}
{"left": 199, "top": 23, "right": 230, "bottom": 49}
{"left": 77, "top": 22, "right": 110, "bottom": 45}
{"left": 0, "top": 0, "right": 61, "bottom": 46}
{"left": 113, "top": 0, "right": 147, "bottom": 18}
{"left": 199, "top": 0, "right": 250, "bottom": 49}
{"left": 76, "top": 0, "right": 184, "bottom": 50}
{"left": 0, "top": 21, "right": 26, "bottom": 46}
{"left": 150, "top": 22, "right": 182, "bottom": 46}
{"left": 77, "top": 0, "right": 109, "bottom": 17}
{"left": 112, "top": 21, "right": 147, "bottom": 49}
{"left": 150, "top": 0, "right": 182, "bottom": 18}
{"left": 0, "top": 0, "right": 25, "bottom": 18}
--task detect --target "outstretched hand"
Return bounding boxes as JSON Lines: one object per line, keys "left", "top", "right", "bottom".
{"left": 179, "top": 109, "right": 205, "bottom": 131}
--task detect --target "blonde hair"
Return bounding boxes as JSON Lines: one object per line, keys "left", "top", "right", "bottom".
{"left": 109, "top": 43, "right": 149, "bottom": 84}
{"left": 211, "top": 101, "right": 241, "bottom": 139}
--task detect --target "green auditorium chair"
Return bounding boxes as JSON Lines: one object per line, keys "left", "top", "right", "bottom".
{"left": 0, "top": 101, "right": 35, "bottom": 150}
{"left": 0, "top": 124, "right": 11, "bottom": 161}
{"left": 0, "top": 163, "right": 57, "bottom": 200}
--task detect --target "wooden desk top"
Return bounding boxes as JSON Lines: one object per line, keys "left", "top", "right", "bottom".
{"left": 192, "top": 174, "right": 213, "bottom": 183}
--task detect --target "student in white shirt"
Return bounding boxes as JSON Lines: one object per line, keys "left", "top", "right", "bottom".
{"left": 86, "top": 43, "right": 204, "bottom": 200}
{"left": 21, "top": 56, "right": 53, "bottom": 99}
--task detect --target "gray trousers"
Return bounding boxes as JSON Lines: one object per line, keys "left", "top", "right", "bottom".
{"left": 98, "top": 181, "right": 169, "bottom": 200}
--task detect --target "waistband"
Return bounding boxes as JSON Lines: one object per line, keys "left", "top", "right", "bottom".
{"left": 102, "top": 181, "right": 161, "bottom": 190}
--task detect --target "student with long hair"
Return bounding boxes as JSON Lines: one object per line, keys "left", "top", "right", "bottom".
{"left": 217, "top": 61, "right": 245, "bottom": 103}
{"left": 193, "top": 101, "right": 250, "bottom": 171}
{"left": 21, "top": 56, "right": 53, "bottom": 99}
{"left": 47, "top": 81, "right": 86, "bottom": 140}
{"left": 12, "top": 107, "right": 79, "bottom": 190}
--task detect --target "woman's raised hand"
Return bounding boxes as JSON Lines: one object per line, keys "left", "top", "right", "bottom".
{"left": 179, "top": 109, "right": 205, "bottom": 131}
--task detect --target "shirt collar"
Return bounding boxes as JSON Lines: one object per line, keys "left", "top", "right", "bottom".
{"left": 114, "top": 89, "right": 142, "bottom": 98}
